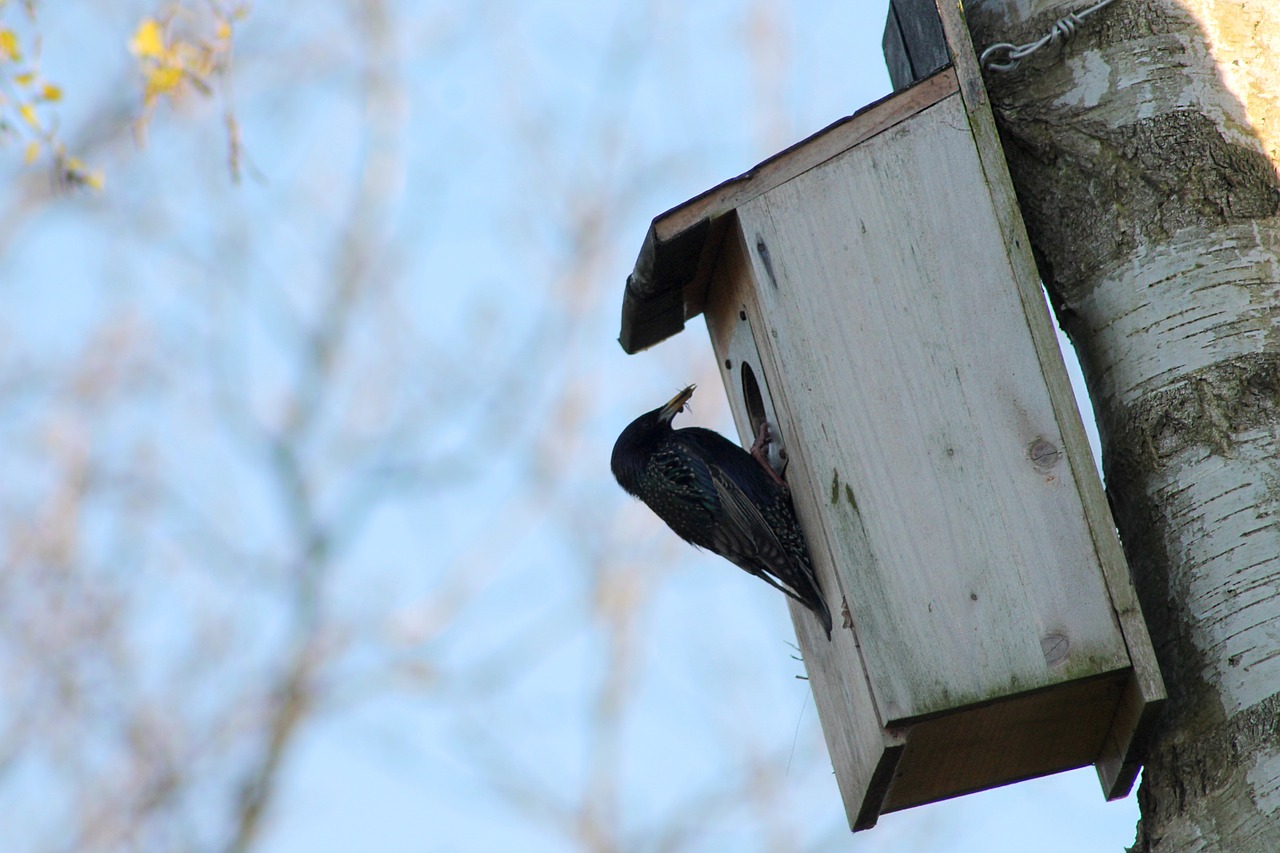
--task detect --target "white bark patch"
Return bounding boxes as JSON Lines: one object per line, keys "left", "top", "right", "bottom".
{"left": 1054, "top": 49, "right": 1110, "bottom": 110}
{"left": 1151, "top": 447, "right": 1280, "bottom": 714}
{"left": 1247, "top": 749, "right": 1280, "bottom": 819}
{"left": 1080, "top": 225, "right": 1280, "bottom": 408}
{"left": 1028, "top": 32, "right": 1205, "bottom": 126}
{"left": 1021, "top": 3, "right": 1275, "bottom": 157}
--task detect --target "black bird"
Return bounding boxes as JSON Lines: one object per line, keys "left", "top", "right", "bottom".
{"left": 611, "top": 385, "right": 833, "bottom": 639}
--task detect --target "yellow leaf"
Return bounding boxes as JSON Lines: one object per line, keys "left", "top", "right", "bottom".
{"left": 40, "top": 83, "right": 61, "bottom": 101}
{"left": 130, "top": 19, "right": 165, "bottom": 59}
{"left": 18, "top": 102, "right": 37, "bottom": 127}
{"left": 23, "top": 140, "right": 38, "bottom": 164}
{"left": 145, "top": 64, "right": 184, "bottom": 98}
{"left": 0, "top": 30, "right": 20, "bottom": 62}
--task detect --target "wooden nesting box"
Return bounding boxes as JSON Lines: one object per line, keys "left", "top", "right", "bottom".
{"left": 617, "top": 0, "right": 1164, "bottom": 832}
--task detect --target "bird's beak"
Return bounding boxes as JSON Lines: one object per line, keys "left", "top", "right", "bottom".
{"left": 658, "top": 385, "right": 696, "bottom": 424}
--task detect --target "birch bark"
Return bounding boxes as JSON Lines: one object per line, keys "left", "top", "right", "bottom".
{"left": 964, "top": 1, "right": 1280, "bottom": 849}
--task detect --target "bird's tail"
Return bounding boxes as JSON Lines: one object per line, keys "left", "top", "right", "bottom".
{"left": 805, "top": 580, "right": 834, "bottom": 641}
{"left": 757, "top": 565, "right": 833, "bottom": 641}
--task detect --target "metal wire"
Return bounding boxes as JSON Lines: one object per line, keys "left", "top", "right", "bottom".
{"left": 980, "top": 0, "right": 1117, "bottom": 73}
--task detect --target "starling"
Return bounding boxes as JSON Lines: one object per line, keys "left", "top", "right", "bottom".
{"left": 611, "top": 385, "right": 833, "bottom": 639}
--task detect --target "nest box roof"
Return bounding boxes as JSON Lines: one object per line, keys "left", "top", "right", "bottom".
{"left": 618, "top": 69, "right": 958, "bottom": 355}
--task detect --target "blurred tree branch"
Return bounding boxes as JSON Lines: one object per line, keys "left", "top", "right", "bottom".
{"left": 0, "top": 2, "right": 847, "bottom": 852}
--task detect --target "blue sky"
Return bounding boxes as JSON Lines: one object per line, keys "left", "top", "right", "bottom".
{"left": 1, "top": 2, "right": 1132, "bottom": 851}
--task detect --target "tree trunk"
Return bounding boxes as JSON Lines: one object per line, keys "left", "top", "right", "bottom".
{"left": 964, "top": 1, "right": 1280, "bottom": 849}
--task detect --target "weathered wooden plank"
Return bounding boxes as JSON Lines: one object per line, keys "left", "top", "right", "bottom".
{"left": 619, "top": 68, "right": 960, "bottom": 354}
{"left": 652, "top": 68, "right": 957, "bottom": 246}
{"left": 881, "top": 6, "right": 913, "bottom": 94}
{"left": 928, "top": 0, "right": 1167, "bottom": 788}
{"left": 1095, "top": 670, "right": 1164, "bottom": 799}
{"left": 734, "top": 89, "right": 1132, "bottom": 724}
{"left": 883, "top": 0, "right": 950, "bottom": 92}
{"left": 704, "top": 225, "right": 906, "bottom": 831}
{"left": 619, "top": 218, "right": 716, "bottom": 353}
{"left": 884, "top": 671, "right": 1129, "bottom": 811}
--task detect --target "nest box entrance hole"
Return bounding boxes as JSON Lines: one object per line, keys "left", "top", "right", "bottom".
{"left": 740, "top": 361, "right": 766, "bottom": 437}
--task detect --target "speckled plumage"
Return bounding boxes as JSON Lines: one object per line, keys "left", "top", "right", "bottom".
{"left": 611, "top": 385, "right": 832, "bottom": 639}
